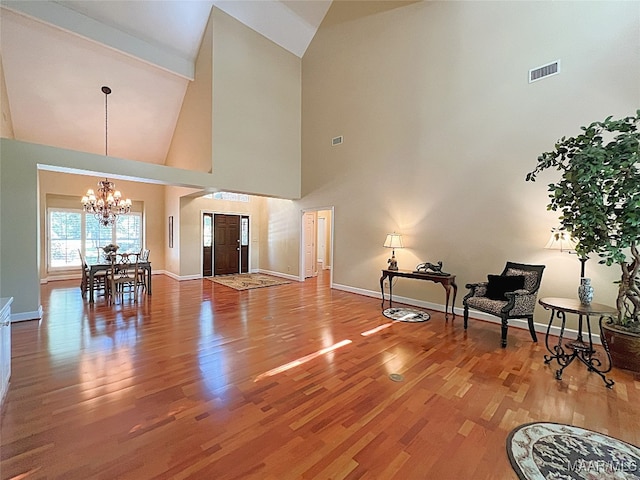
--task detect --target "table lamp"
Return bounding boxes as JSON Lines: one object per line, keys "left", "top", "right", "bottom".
{"left": 384, "top": 233, "right": 403, "bottom": 271}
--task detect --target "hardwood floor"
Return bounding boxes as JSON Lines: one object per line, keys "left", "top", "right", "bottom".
{"left": 2, "top": 273, "right": 639, "bottom": 479}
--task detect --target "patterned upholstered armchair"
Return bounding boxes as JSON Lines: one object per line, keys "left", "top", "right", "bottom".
{"left": 463, "top": 262, "right": 545, "bottom": 348}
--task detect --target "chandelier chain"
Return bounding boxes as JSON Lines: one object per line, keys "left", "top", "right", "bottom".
{"left": 105, "top": 87, "right": 108, "bottom": 156}
{"left": 80, "top": 86, "right": 130, "bottom": 227}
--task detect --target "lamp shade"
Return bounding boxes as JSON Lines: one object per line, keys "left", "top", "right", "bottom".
{"left": 383, "top": 233, "right": 403, "bottom": 249}
{"left": 544, "top": 227, "right": 577, "bottom": 252}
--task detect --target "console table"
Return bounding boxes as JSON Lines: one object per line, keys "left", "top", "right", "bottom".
{"left": 380, "top": 269, "right": 457, "bottom": 319}
{"left": 539, "top": 297, "right": 617, "bottom": 388}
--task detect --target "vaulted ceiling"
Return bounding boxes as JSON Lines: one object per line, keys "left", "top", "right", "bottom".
{"left": 0, "top": 1, "right": 332, "bottom": 164}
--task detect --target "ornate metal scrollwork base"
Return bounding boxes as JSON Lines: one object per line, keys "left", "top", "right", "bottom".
{"left": 543, "top": 307, "right": 615, "bottom": 388}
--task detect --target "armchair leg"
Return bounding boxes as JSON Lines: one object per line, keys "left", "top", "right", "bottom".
{"left": 527, "top": 317, "right": 538, "bottom": 342}
{"left": 463, "top": 305, "right": 469, "bottom": 329}
{"left": 501, "top": 316, "right": 508, "bottom": 348}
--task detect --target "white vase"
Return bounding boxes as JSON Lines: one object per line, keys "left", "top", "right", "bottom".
{"left": 578, "top": 277, "right": 594, "bottom": 305}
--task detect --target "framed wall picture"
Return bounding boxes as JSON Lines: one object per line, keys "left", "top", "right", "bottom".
{"left": 169, "top": 215, "right": 174, "bottom": 248}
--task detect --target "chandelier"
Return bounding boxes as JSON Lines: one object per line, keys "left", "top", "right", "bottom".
{"left": 81, "top": 86, "right": 131, "bottom": 227}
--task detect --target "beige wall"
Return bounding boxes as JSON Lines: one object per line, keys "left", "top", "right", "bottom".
{"left": 165, "top": 12, "right": 213, "bottom": 173}
{"left": 285, "top": 0, "right": 640, "bottom": 328}
{"left": 178, "top": 194, "right": 265, "bottom": 278}
{"left": 260, "top": 197, "right": 299, "bottom": 276}
{"left": 211, "top": 7, "right": 301, "bottom": 199}
{"left": 38, "top": 171, "right": 166, "bottom": 280}
{"left": 0, "top": 55, "right": 14, "bottom": 139}
{"left": 165, "top": 186, "right": 194, "bottom": 277}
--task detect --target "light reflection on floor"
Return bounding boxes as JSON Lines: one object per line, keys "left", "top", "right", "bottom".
{"left": 254, "top": 339, "right": 352, "bottom": 382}
{"left": 361, "top": 322, "right": 394, "bottom": 336}
{"left": 198, "top": 300, "right": 230, "bottom": 399}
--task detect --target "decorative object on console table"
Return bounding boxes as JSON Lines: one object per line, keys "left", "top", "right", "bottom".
{"left": 527, "top": 111, "right": 640, "bottom": 372}
{"left": 383, "top": 233, "right": 403, "bottom": 271}
{"left": 414, "top": 261, "right": 449, "bottom": 276}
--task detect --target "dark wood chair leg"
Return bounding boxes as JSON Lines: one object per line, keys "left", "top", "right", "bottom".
{"left": 463, "top": 305, "right": 469, "bottom": 329}
{"left": 527, "top": 316, "right": 538, "bottom": 342}
{"left": 501, "top": 316, "right": 508, "bottom": 348}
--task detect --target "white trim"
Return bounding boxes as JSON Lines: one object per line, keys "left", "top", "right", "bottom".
{"left": 162, "top": 271, "right": 200, "bottom": 281}
{"left": 257, "top": 269, "right": 302, "bottom": 282}
{"left": 332, "top": 284, "right": 602, "bottom": 345}
{"left": 11, "top": 305, "right": 43, "bottom": 322}
{"left": 2, "top": 0, "right": 194, "bottom": 80}
{"left": 300, "top": 206, "right": 335, "bottom": 288}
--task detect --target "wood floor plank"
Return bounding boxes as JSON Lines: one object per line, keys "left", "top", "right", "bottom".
{"left": 1, "top": 272, "right": 639, "bottom": 479}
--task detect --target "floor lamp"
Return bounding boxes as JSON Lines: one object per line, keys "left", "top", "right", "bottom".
{"left": 544, "top": 226, "right": 587, "bottom": 277}
{"left": 545, "top": 227, "right": 590, "bottom": 341}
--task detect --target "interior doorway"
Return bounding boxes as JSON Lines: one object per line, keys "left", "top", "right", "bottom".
{"left": 300, "top": 207, "right": 334, "bottom": 286}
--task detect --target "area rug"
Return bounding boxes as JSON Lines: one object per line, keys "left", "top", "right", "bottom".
{"left": 507, "top": 422, "right": 640, "bottom": 479}
{"left": 208, "top": 273, "right": 290, "bottom": 291}
{"left": 382, "top": 307, "right": 430, "bottom": 322}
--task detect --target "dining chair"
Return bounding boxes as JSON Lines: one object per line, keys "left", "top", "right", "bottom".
{"left": 107, "top": 253, "right": 140, "bottom": 304}
{"left": 78, "top": 249, "right": 106, "bottom": 298}
{"left": 136, "top": 249, "right": 150, "bottom": 292}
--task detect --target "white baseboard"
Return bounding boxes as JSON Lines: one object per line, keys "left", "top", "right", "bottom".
{"left": 257, "top": 269, "right": 302, "bottom": 282}
{"left": 162, "top": 271, "right": 200, "bottom": 281}
{"left": 11, "top": 305, "right": 43, "bottom": 322}
{"left": 332, "top": 284, "right": 601, "bottom": 345}
{"left": 41, "top": 273, "right": 81, "bottom": 284}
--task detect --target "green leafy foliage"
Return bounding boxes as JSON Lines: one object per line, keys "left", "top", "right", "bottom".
{"left": 527, "top": 111, "right": 640, "bottom": 325}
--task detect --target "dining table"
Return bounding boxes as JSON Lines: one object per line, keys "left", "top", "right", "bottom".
{"left": 87, "top": 258, "right": 152, "bottom": 303}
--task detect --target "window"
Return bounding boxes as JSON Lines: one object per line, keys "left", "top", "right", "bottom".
{"left": 204, "top": 192, "right": 249, "bottom": 202}
{"left": 48, "top": 208, "right": 143, "bottom": 269}
{"left": 49, "top": 210, "right": 82, "bottom": 268}
{"left": 241, "top": 217, "right": 249, "bottom": 246}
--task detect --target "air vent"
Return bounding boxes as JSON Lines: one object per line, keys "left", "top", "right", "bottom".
{"left": 529, "top": 60, "right": 560, "bottom": 83}
{"left": 331, "top": 136, "right": 343, "bottom": 146}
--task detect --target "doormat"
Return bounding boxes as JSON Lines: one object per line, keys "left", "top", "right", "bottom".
{"left": 382, "top": 307, "right": 430, "bottom": 322}
{"left": 507, "top": 422, "right": 640, "bottom": 480}
{"left": 207, "top": 273, "right": 291, "bottom": 291}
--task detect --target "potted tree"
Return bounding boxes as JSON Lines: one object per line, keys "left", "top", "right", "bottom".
{"left": 526, "top": 110, "right": 640, "bottom": 372}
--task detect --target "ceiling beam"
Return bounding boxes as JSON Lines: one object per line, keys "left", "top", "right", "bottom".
{"left": 2, "top": 1, "right": 194, "bottom": 80}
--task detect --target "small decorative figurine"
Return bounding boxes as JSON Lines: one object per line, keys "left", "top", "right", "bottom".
{"left": 388, "top": 256, "right": 398, "bottom": 271}
{"left": 414, "top": 261, "right": 449, "bottom": 276}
